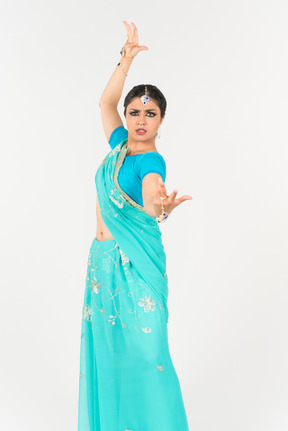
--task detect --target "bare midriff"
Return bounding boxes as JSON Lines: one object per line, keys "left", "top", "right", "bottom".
{"left": 95, "top": 193, "right": 115, "bottom": 241}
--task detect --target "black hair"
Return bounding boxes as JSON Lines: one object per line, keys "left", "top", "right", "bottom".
{"left": 123, "top": 84, "right": 167, "bottom": 118}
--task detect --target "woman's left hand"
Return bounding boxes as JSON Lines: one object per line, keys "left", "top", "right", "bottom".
{"left": 152, "top": 177, "right": 193, "bottom": 218}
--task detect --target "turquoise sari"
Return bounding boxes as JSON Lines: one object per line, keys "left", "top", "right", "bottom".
{"left": 78, "top": 137, "right": 190, "bottom": 430}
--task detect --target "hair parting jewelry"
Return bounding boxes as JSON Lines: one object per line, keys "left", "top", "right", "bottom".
{"left": 140, "top": 85, "right": 150, "bottom": 106}
{"left": 156, "top": 195, "right": 169, "bottom": 223}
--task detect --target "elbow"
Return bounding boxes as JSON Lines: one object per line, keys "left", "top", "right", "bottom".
{"left": 99, "top": 99, "right": 118, "bottom": 108}
{"left": 143, "top": 202, "right": 157, "bottom": 219}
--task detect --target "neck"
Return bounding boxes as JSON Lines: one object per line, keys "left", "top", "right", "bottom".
{"left": 127, "top": 136, "right": 157, "bottom": 155}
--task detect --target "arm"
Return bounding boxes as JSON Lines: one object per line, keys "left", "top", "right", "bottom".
{"left": 99, "top": 55, "right": 134, "bottom": 107}
{"left": 99, "top": 55, "right": 132, "bottom": 142}
{"left": 142, "top": 173, "right": 164, "bottom": 218}
{"left": 99, "top": 21, "right": 148, "bottom": 142}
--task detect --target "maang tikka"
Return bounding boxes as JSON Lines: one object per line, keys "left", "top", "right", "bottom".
{"left": 140, "top": 85, "right": 160, "bottom": 139}
{"left": 140, "top": 85, "right": 150, "bottom": 106}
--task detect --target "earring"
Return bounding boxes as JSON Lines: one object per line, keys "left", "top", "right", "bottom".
{"left": 157, "top": 127, "right": 161, "bottom": 139}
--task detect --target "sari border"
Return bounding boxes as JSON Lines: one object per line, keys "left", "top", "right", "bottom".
{"left": 113, "top": 140, "right": 148, "bottom": 214}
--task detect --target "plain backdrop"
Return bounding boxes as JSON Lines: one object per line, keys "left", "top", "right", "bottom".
{"left": 1, "top": 1, "right": 288, "bottom": 430}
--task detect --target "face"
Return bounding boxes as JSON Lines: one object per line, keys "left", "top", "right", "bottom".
{"left": 125, "top": 97, "right": 164, "bottom": 140}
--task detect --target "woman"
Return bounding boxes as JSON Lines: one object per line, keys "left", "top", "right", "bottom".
{"left": 78, "top": 21, "right": 192, "bottom": 431}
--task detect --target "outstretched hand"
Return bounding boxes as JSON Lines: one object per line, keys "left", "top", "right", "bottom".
{"left": 122, "top": 21, "right": 149, "bottom": 58}
{"left": 153, "top": 177, "right": 193, "bottom": 218}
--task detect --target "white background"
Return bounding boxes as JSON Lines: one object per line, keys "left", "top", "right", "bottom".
{"left": 1, "top": 1, "right": 287, "bottom": 430}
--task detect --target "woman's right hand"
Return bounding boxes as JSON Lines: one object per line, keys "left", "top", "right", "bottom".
{"left": 122, "top": 21, "right": 149, "bottom": 58}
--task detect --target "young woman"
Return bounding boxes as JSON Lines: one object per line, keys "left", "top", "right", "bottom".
{"left": 78, "top": 21, "right": 192, "bottom": 431}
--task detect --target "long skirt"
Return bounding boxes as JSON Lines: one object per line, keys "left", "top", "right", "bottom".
{"left": 78, "top": 237, "right": 189, "bottom": 431}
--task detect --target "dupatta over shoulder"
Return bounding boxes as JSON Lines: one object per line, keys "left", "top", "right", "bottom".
{"left": 95, "top": 137, "right": 169, "bottom": 323}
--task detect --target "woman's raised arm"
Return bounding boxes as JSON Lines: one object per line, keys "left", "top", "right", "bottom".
{"left": 99, "top": 21, "right": 148, "bottom": 142}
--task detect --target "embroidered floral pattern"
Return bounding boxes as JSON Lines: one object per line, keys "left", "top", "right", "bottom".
{"left": 82, "top": 305, "right": 92, "bottom": 322}
{"left": 119, "top": 248, "right": 130, "bottom": 265}
{"left": 109, "top": 195, "right": 124, "bottom": 208}
{"left": 91, "top": 276, "right": 101, "bottom": 294}
{"left": 109, "top": 188, "right": 125, "bottom": 208}
{"left": 102, "top": 256, "right": 112, "bottom": 273}
{"left": 102, "top": 285, "right": 124, "bottom": 326}
{"left": 108, "top": 314, "right": 116, "bottom": 325}
{"left": 84, "top": 244, "right": 167, "bottom": 333}
{"left": 138, "top": 295, "right": 157, "bottom": 312}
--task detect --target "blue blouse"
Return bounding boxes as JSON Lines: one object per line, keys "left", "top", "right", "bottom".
{"left": 108, "top": 126, "right": 166, "bottom": 207}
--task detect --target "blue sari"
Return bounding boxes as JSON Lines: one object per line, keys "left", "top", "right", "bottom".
{"left": 78, "top": 137, "right": 190, "bottom": 430}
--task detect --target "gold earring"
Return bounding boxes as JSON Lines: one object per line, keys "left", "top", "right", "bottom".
{"left": 157, "top": 127, "right": 161, "bottom": 139}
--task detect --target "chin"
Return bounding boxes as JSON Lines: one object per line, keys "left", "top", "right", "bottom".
{"left": 135, "top": 133, "right": 149, "bottom": 138}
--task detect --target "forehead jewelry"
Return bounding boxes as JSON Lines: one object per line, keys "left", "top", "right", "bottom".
{"left": 140, "top": 85, "right": 150, "bottom": 106}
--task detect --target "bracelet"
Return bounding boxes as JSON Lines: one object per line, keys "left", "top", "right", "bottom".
{"left": 117, "top": 60, "right": 128, "bottom": 76}
{"left": 156, "top": 196, "right": 170, "bottom": 223}
{"left": 117, "top": 46, "right": 134, "bottom": 77}
{"left": 117, "top": 46, "right": 128, "bottom": 76}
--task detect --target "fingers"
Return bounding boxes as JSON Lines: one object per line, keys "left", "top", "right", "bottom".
{"left": 157, "top": 177, "right": 167, "bottom": 197}
{"left": 131, "top": 23, "right": 149, "bottom": 50}
{"left": 123, "top": 22, "right": 149, "bottom": 54}
{"left": 123, "top": 21, "right": 133, "bottom": 42}
{"left": 137, "top": 45, "right": 149, "bottom": 51}
{"left": 169, "top": 190, "right": 179, "bottom": 201}
{"left": 160, "top": 181, "right": 178, "bottom": 202}
{"left": 167, "top": 190, "right": 193, "bottom": 206}
{"left": 131, "top": 22, "right": 138, "bottom": 45}
{"left": 175, "top": 195, "right": 193, "bottom": 205}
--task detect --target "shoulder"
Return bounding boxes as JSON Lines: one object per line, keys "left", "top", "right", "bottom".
{"left": 136, "top": 152, "right": 166, "bottom": 169}
{"left": 135, "top": 152, "right": 166, "bottom": 182}
{"left": 108, "top": 126, "right": 128, "bottom": 150}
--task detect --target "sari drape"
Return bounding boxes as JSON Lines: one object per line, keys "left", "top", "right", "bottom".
{"left": 78, "top": 138, "right": 190, "bottom": 430}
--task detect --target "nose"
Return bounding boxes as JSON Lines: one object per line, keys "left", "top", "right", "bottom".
{"left": 137, "top": 111, "right": 147, "bottom": 126}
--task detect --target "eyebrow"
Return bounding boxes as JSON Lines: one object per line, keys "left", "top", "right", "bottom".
{"left": 129, "top": 108, "right": 157, "bottom": 112}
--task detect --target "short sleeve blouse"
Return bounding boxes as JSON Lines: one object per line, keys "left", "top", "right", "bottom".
{"left": 107, "top": 126, "right": 166, "bottom": 206}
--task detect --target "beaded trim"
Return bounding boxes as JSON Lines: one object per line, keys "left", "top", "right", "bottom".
{"left": 113, "top": 140, "right": 147, "bottom": 213}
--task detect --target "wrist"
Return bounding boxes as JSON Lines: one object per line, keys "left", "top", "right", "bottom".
{"left": 117, "top": 55, "right": 133, "bottom": 77}
{"left": 120, "top": 55, "right": 134, "bottom": 62}
{"left": 152, "top": 205, "right": 162, "bottom": 219}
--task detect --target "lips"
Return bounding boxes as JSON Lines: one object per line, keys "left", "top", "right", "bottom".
{"left": 136, "top": 129, "right": 147, "bottom": 135}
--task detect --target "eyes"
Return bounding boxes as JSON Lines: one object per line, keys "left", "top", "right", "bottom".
{"left": 129, "top": 111, "right": 156, "bottom": 117}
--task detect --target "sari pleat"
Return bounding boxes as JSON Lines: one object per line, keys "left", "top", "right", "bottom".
{"left": 78, "top": 139, "right": 189, "bottom": 430}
